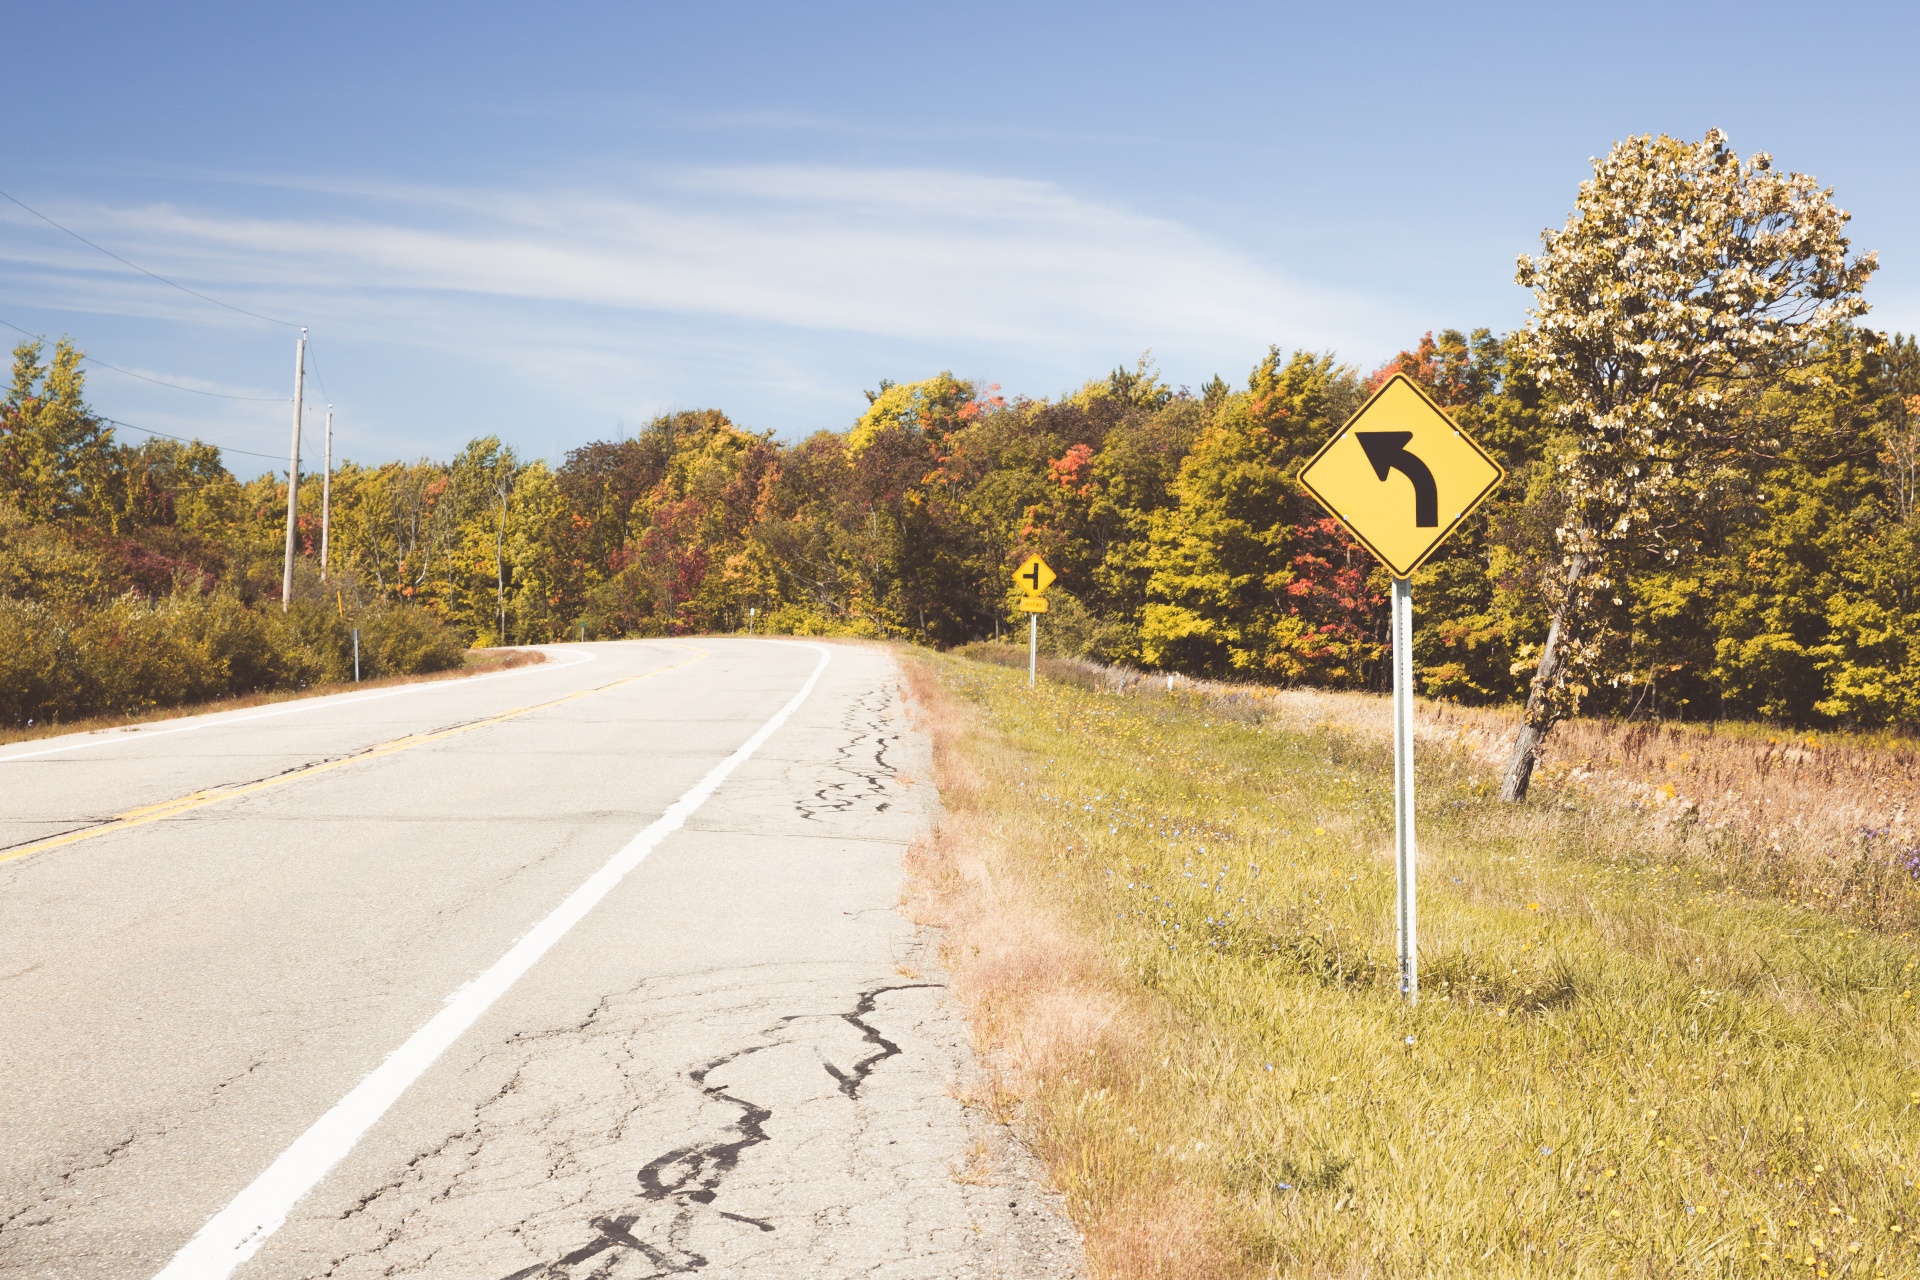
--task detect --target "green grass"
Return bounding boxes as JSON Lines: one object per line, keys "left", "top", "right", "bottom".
{"left": 918, "top": 652, "right": 1920, "bottom": 1278}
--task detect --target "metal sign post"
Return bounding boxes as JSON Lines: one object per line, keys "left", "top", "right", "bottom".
{"left": 1029, "top": 612, "right": 1038, "bottom": 687}
{"left": 1391, "top": 576, "right": 1417, "bottom": 1002}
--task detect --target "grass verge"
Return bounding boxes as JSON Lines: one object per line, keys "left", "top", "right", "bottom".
{"left": 903, "top": 650, "right": 1920, "bottom": 1279}
{"left": 0, "top": 647, "right": 547, "bottom": 748}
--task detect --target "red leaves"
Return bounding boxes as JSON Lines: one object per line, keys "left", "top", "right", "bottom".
{"left": 1283, "top": 516, "right": 1386, "bottom": 645}
{"left": 1368, "top": 331, "right": 1477, "bottom": 407}
{"left": 1047, "top": 443, "right": 1095, "bottom": 497}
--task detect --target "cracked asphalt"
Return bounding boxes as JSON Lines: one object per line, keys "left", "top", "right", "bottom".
{"left": 0, "top": 639, "right": 1084, "bottom": 1278}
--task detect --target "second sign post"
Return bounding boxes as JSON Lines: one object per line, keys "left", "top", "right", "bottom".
{"left": 1299, "top": 374, "right": 1504, "bottom": 1003}
{"left": 1014, "top": 554, "right": 1055, "bottom": 688}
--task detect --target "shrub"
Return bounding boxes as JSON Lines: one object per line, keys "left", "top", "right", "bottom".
{"left": 353, "top": 601, "right": 464, "bottom": 678}
{"left": 0, "top": 600, "right": 81, "bottom": 724}
{"left": 0, "top": 588, "right": 466, "bottom": 727}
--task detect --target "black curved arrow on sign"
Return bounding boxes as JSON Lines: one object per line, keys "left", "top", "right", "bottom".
{"left": 1356, "top": 431, "right": 1438, "bottom": 527}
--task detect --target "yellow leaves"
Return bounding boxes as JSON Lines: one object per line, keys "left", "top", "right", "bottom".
{"left": 847, "top": 372, "right": 976, "bottom": 453}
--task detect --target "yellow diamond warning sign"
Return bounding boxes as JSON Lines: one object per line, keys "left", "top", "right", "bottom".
{"left": 1013, "top": 554, "right": 1056, "bottom": 596}
{"left": 1299, "top": 374, "right": 1504, "bottom": 577}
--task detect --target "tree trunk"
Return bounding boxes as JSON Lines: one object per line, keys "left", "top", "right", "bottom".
{"left": 1498, "top": 553, "right": 1587, "bottom": 803}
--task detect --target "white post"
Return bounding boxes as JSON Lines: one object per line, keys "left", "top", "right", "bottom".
{"left": 1028, "top": 612, "right": 1037, "bottom": 688}
{"left": 280, "top": 329, "right": 307, "bottom": 609}
{"left": 352, "top": 628, "right": 360, "bottom": 683}
{"left": 320, "top": 404, "right": 332, "bottom": 581}
{"left": 1391, "top": 575, "right": 1417, "bottom": 1003}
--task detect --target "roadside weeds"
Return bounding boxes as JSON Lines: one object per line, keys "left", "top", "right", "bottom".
{"left": 902, "top": 657, "right": 1242, "bottom": 1279}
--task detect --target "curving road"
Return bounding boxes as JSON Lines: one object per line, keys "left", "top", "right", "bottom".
{"left": 0, "top": 639, "right": 1081, "bottom": 1279}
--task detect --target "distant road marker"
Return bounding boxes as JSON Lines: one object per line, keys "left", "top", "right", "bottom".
{"left": 1013, "top": 554, "right": 1055, "bottom": 686}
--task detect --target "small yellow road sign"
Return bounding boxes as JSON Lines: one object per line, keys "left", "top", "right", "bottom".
{"left": 1013, "top": 554, "right": 1056, "bottom": 596}
{"left": 1299, "top": 374, "right": 1504, "bottom": 577}
{"left": 1018, "top": 596, "right": 1048, "bottom": 613}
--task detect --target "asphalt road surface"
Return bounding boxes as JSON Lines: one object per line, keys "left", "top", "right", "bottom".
{"left": 0, "top": 639, "right": 1082, "bottom": 1279}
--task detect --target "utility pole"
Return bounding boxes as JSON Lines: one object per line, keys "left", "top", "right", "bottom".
{"left": 280, "top": 328, "right": 308, "bottom": 609}
{"left": 320, "top": 403, "right": 332, "bottom": 581}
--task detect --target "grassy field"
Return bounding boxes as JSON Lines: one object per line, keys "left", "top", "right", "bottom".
{"left": 903, "top": 649, "right": 1920, "bottom": 1279}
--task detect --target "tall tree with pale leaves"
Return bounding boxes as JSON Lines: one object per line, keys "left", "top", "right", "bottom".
{"left": 1498, "top": 129, "right": 1876, "bottom": 801}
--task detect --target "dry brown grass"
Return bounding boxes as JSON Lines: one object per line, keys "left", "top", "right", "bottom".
{"left": 1183, "top": 683, "right": 1920, "bottom": 932}
{"left": 0, "top": 647, "right": 547, "bottom": 748}
{"left": 1433, "top": 703, "right": 1918, "bottom": 924}
{"left": 902, "top": 658, "right": 1242, "bottom": 1279}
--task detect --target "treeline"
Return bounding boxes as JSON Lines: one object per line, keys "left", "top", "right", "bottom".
{"left": 4, "top": 326, "right": 1919, "bottom": 730}
{"left": 0, "top": 340, "right": 463, "bottom": 725}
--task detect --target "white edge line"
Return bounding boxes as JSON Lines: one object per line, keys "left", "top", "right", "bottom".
{"left": 151, "top": 641, "right": 831, "bottom": 1280}
{"left": 0, "top": 646, "right": 603, "bottom": 765}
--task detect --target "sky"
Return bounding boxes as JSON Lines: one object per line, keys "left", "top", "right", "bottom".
{"left": 0, "top": 1, "right": 1914, "bottom": 473}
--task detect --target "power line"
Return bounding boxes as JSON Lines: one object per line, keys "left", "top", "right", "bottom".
{"left": 304, "top": 339, "right": 333, "bottom": 407}
{"left": 91, "top": 359, "right": 286, "bottom": 402}
{"left": 100, "top": 415, "right": 286, "bottom": 462}
{"left": 0, "top": 316, "right": 287, "bottom": 402}
{"left": 0, "top": 187, "right": 302, "bottom": 330}
{"left": 0, "top": 317, "right": 291, "bottom": 462}
{"left": 0, "top": 191, "right": 341, "bottom": 462}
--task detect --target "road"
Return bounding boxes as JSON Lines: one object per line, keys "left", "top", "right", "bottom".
{"left": 0, "top": 639, "right": 1082, "bottom": 1279}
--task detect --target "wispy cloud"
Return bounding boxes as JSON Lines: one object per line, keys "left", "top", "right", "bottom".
{"left": 5, "top": 165, "right": 1393, "bottom": 356}
{"left": 0, "top": 164, "right": 1411, "bottom": 453}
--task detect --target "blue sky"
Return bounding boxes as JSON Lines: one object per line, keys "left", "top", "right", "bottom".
{"left": 0, "top": 1, "right": 1911, "bottom": 473}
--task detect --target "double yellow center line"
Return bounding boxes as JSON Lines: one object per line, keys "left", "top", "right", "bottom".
{"left": 0, "top": 649, "right": 706, "bottom": 868}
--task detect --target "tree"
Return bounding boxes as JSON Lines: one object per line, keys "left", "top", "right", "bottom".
{"left": 1140, "top": 348, "right": 1370, "bottom": 677}
{"left": 1498, "top": 129, "right": 1875, "bottom": 801}
{"left": 448, "top": 437, "right": 520, "bottom": 644}
{"left": 0, "top": 339, "right": 113, "bottom": 526}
